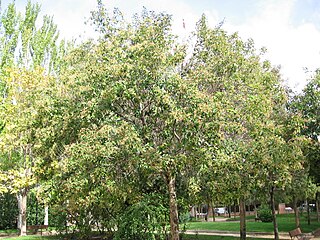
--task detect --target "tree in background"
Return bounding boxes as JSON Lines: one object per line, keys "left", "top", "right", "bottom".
{"left": 290, "top": 70, "right": 320, "bottom": 222}
{"left": 185, "top": 15, "right": 298, "bottom": 240}
{"left": 0, "top": 1, "right": 67, "bottom": 235}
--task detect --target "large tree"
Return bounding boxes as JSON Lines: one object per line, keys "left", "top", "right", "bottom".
{"left": 0, "top": 1, "right": 66, "bottom": 235}
{"left": 185, "top": 15, "right": 294, "bottom": 240}
{"left": 290, "top": 70, "right": 320, "bottom": 221}
{"left": 35, "top": 6, "right": 218, "bottom": 240}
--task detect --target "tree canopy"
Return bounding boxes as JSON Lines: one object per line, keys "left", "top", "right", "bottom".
{"left": 0, "top": 1, "right": 319, "bottom": 240}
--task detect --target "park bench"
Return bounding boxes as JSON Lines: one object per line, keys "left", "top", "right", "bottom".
{"left": 288, "top": 227, "right": 312, "bottom": 240}
{"left": 27, "top": 225, "right": 48, "bottom": 235}
{"left": 313, "top": 228, "right": 320, "bottom": 237}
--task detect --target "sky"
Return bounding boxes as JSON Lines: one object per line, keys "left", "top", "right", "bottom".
{"left": 2, "top": 0, "right": 320, "bottom": 93}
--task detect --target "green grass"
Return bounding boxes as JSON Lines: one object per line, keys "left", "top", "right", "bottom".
{"left": 1, "top": 214, "right": 319, "bottom": 239}
{"left": 186, "top": 214, "right": 320, "bottom": 233}
{"left": 181, "top": 235, "right": 270, "bottom": 240}
{"left": 0, "top": 229, "right": 18, "bottom": 234}
{"left": 0, "top": 236, "right": 60, "bottom": 240}
{"left": 1, "top": 235, "right": 270, "bottom": 240}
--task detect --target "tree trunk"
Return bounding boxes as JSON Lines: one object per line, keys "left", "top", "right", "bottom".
{"left": 270, "top": 186, "right": 279, "bottom": 240}
{"left": 228, "top": 205, "right": 231, "bottom": 218}
{"left": 239, "top": 198, "right": 246, "bottom": 240}
{"left": 167, "top": 174, "right": 179, "bottom": 240}
{"left": 44, "top": 205, "right": 49, "bottom": 225}
{"left": 211, "top": 200, "right": 216, "bottom": 222}
{"left": 316, "top": 192, "right": 320, "bottom": 222}
{"left": 307, "top": 199, "right": 310, "bottom": 225}
{"left": 254, "top": 201, "right": 258, "bottom": 218}
{"left": 17, "top": 189, "right": 28, "bottom": 236}
{"left": 206, "top": 200, "right": 211, "bottom": 222}
{"left": 293, "top": 196, "right": 300, "bottom": 228}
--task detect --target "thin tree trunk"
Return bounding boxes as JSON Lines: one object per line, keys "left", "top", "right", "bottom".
{"left": 239, "top": 198, "right": 246, "bottom": 240}
{"left": 167, "top": 174, "right": 179, "bottom": 240}
{"left": 211, "top": 200, "right": 216, "bottom": 222}
{"left": 254, "top": 201, "right": 258, "bottom": 218}
{"left": 270, "top": 186, "right": 279, "bottom": 240}
{"left": 206, "top": 200, "right": 211, "bottom": 222}
{"left": 293, "top": 196, "right": 300, "bottom": 228}
{"left": 44, "top": 205, "right": 49, "bottom": 225}
{"left": 307, "top": 199, "right": 310, "bottom": 225}
{"left": 17, "top": 189, "right": 28, "bottom": 236}
{"left": 316, "top": 192, "right": 320, "bottom": 222}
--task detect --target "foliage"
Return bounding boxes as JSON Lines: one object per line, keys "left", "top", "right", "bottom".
{"left": 34, "top": 5, "right": 218, "bottom": 239}
{"left": 292, "top": 71, "right": 320, "bottom": 141}
{"left": 290, "top": 70, "right": 320, "bottom": 185}
{"left": 0, "top": 193, "right": 18, "bottom": 229}
{"left": 27, "top": 191, "right": 45, "bottom": 226}
{"left": 257, "top": 205, "right": 273, "bottom": 222}
{"left": 0, "top": 1, "right": 315, "bottom": 238}
{"left": 115, "top": 195, "right": 168, "bottom": 240}
{"left": 0, "top": 1, "right": 69, "bottom": 235}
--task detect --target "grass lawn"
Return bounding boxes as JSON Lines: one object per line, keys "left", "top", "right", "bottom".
{"left": 182, "top": 235, "right": 270, "bottom": 240}
{"left": 0, "top": 236, "right": 60, "bottom": 240}
{"left": 0, "top": 229, "right": 18, "bottom": 235}
{"left": 1, "top": 214, "right": 319, "bottom": 240}
{"left": 0, "top": 235, "right": 270, "bottom": 240}
{"left": 186, "top": 213, "right": 320, "bottom": 233}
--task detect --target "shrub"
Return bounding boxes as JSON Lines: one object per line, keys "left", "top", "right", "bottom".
{"left": 27, "top": 191, "right": 45, "bottom": 225}
{"left": 257, "top": 205, "right": 273, "bottom": 222}
{"left": 114, "top": 196, "right": 168, "bottom": 240}
{"left": 0, "top": 193, "right": 18, "bottom": 229}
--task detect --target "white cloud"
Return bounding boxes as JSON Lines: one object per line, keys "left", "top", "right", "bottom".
{"left": 223, "top": 0, "right": 320, "bottom": 92}
{"left": 5, "top": 0, "right": 319, "bottom": 92}
{"left": 39, "top": 0, "right": 98, "bottom": 40}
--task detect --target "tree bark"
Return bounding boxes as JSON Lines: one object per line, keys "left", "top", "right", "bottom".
{"left": 307, "top": 199, "right": 310, "bottom": 225}
{"left": 17, "top": 189, "right": 28, "bottom": 236}
{"left": 212, "top": 200, "right": 216, "bottom": 222}
{"left": 167, "top": 174, "right": 179, "bottom": 240}
{"left": 293, "top": 196, "right": 300, "bottom": 228}
{"left": 254, "top": 201, "right": 258, "bottom": 218}
{"left": 206, "top": 200, "right": 211, "bottom": 222}
{"left": 239, "top": 198, "right": 246, "bottom": 240}
{"left": 316, "top": 192, "right": 320, "bottom": 222}
{"left": 270, "top": 186, "right": 279, "bottom": 240}
{"left": 44, "top": 205, "right": 49, "bottom": 225}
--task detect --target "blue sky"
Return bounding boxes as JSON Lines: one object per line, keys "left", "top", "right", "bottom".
{"left": 2, "top": 0, "right": 320, "bottom": 92}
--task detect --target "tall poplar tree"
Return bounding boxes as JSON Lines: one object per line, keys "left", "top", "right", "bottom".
{"left": 0, "top": 1, "right": 66, "bottom": 235}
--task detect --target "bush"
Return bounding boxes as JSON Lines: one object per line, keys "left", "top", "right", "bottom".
{"left": 0, "top": 193, "right": 18, "bottom": 229}
{"left": 27, "top": 191, "right": 45, "bottom": 225}
{"left": 257, "top": 205, "right": 273, "bottom": 222}
{"left": 114, "top": 196, "right": 168, "bottom": 240}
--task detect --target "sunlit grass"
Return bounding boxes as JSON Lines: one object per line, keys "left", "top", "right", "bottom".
{"left": 185, "top": 213, "right": 320, "bottom": 233}
{"left": 182, "top": 235, "right": 270, "bottom": 240}
{"left": 0, "top": 236, "right": 60, "bottom": 240}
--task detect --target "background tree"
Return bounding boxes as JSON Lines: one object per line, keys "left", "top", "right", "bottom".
{"left": 290, "top": 71, "right": 320, "bottom": 221}
{"left": 0, "top": 1, "right": 66, "bottom": 235}
{"left": 186, "top": 15, "right": 293, "bottom": 240}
